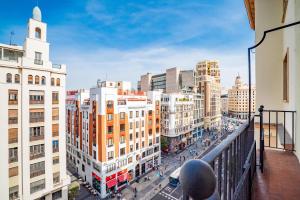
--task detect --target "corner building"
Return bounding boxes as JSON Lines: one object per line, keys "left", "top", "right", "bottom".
{"left": 0, "top": 6, "right": 70, "bottom": 200}
{"left": 66, "top": 81, "right": 161, "bottom": 199}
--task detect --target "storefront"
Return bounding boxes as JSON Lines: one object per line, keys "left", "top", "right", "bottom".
{"left": 117, "top": 169, "right": 128, "bottom": 191}
{"left": 135, "top": 164, "right": 140, "bottom": 177}
{"left": 141, "top": 163, "right": 146, "bottom": 175}
{"left": 154, "top": 156, "right": 159, "bottom": 167}
{"left": 92, "top": 172, "right": 101, "bottom": 193}
{"left": 128, "top": 170, "right": 134, "bottom": 182}
{"left": 106, "top": 174, "right": 117, "bottom": 194}
{"left": 146, "top": 158, "right": 153, "bottom": 171}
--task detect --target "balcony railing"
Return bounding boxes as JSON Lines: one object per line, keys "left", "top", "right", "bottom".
{"left": 8, "top": 117, "right": 18, "bottom": 124}
{"left": 30, "top": 152, "right": 45, "bottom": 160}
{"left": 30, "top": 170, "right": 45, "bottom": 178}
{"left": 9, "top": 156, "right": 18, "bottom": 163}
{"left": 30, "top": 134, "right": 44, "bottom": 141}
{"left": 53, "top": 148, "right": 59, "bottom": 153}
{"left": 34, "top": 59, "right": 43, "bottom": 65}
{"left": 180, "top": 117, "right": 256, "bottom": 200}
{"left": 257, "top": 105, "right": 296, "bottom": 172}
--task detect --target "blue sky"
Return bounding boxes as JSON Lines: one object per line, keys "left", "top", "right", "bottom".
{"left": 0, "top": 0, "right": 254, "bottom": 89}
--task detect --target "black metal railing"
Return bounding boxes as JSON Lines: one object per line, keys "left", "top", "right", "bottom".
{"left": 258, "top": 105, "right": 296, "bottom": 172}
{"left": 181, "top": 117, "right": 256, "bottom": 200}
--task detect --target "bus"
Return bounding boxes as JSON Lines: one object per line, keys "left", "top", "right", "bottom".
{"left": 169, "top": 167, "right": 181, "bottom": 187}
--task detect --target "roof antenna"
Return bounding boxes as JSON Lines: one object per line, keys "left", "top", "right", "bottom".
{"left": 9, "top": 31, "right": 14, "bottom": 45}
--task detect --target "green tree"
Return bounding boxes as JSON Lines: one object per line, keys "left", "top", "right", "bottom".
{"left": 68, "top": 181, "right": 80, "bottom": 200}
{"left": 161, "top": 137, "right": 169, "bottom": 151}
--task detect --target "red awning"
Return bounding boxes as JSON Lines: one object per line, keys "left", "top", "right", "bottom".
{"left": 118, "top": 173, "right": 128, "bottom": 182}
{"left": 106, "top": 179, "right": 117, "bottom": 188}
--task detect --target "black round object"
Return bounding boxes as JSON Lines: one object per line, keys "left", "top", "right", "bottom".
{"left": 179, "top": 159, "right": 216, "bottom": 200}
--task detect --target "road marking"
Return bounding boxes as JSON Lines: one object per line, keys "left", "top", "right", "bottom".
{"left": 159, "top": 191, "right": 179, "bottom": 200}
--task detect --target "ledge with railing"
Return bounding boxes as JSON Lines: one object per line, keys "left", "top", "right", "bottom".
{"left": 180, "top": 117, "right": 256, "bottom": 200}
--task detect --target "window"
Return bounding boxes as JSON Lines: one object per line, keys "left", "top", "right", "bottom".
{"left": 136, "top": 132, "right": 139, "bottom": 138}
{"left": 8, "top": 90, "right": 18, "bottom": 105}
{"left": 34, "top": 76, "right": 39, "bottom": 85}
{"left": 120, "top": 147, "right": 126, "bottom": 156}
{"left": 53, "top": 156, "right": 59, "bottom": 165}
{"left": 30, "top": 126, "right": 44, "bottom": 141}
{"left": 6, "top": 73, "right": 12, "bottom": 83}
{"left": 52, "top": 190, "right": 62, "bottom": 200}
{"left": 28, "top": 75, "right": 33, "bottom": 84}
{"left": 120, "top": 124, "right": 125, "bottom": 132}
{"left": 149, "top": 139, "right": 153, "bottom": 146}
{"left": 8, "top": 109, "right": 18, "bottom": 125}
{"left": 120, "top": 112, "right": 125, "bottom": 119}
{"left": 142, "top": 110, "right": 144, "bottom": 117}
{"left": 107, "top": 138, "right": 113, "bottom": 147}
{"left": 130, "top": 145, "right": 133, "bottom": 152}
{"left": 142, "top": 131, "right": 144, "bottom": 137}
{"left": 35, "top": 27, "right": 41, "bottom": 39}
{"left": 52, "top": 92, "right": 59, "bottom": 104}
{"left": 107, "top": 100, "right": 113, "bottom": 108}
{"left": 52, "top": 140, "right": 59, "bottom": 153}
{"left": 130, "top": 122, "right": 133, "bottom": 129}
{"left": 30, "top": 179, "right": 45, "bottom": 194}
{"left": 136, "top": 143, "right": 139, "bottom": 150}
{"left": 52, "top": 108, "right": 59, "bottom": 120}
{"left": 41, "top": 76, "right": 46, "bottom": 85}
{"left": 34, "top": 52, "right": 42, "bottom": 65}
{"left": 120, "top": 136, "right": 125, "bottom": 144}
{"left": 136, "top": 121, "right": 139, "bottom": 128}
{"left": 130, "top": 111, "right": 133, "bottom": 118}
{"left": 30, "top": 161, "right": 45, "bottom": 178}
{"left": 56, "top": 78, "right": 60, "bottom": 86}
{"left": 130, "top": 133, "right": 133, "bottom": 141}
{"left": 128, "top": 157, "right": 133, "bottom": 163}
{"left": 107, "top": 126, "right": 113, "bottom": 134}
{"left": 107, "top": 114, "right": 113, "bottom": 121}
{"left": 30, "top": 144, "right": 45, "bottom": 160}
{"left": 142, "top": 141, "right": 145, "bottom": 148}
{"left": 14, "top": 74, "right": 20, "bottom": 83}
{"left": 29, "top": 109, "right": 44, "bottom": 123}
{"left": 282, "top": 0, "right": 288, "bottom": 23}
{"left": 51, "top": 78, "right": 55, "bottom": 86}
{"left": 9, "top": 186, "right": 19, "bottom": 200}
{"left": 136, "top": 111, "right": 139, "bottom": 117}
{"left": 52, "top": 124, "right": 59, "bottom": 137}
{"left": 108, "top": 151, "right": 114, "bottom": 160}
{"left": 9, "top": 147, "right": 18, "bottom": 163}
{"left": 283, "top": 50, "right": 289, "bottom": 102}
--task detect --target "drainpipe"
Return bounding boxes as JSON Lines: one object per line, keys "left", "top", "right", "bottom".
{"left": 248, "top": 20, "right": 300, "bottom": 124}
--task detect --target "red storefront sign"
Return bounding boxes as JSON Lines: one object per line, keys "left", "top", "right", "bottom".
{"left": 117, "top": 169, "right": 127, "bottom": 176}
{"left": 106, "top": 179, "right": 117, "bottom": 188}
{"left": 118, "top": 173, "right": 128, "bottom": 182}
{"left": 106, "top": 174, "right": 116, "bottom": 182}
{"left": 92, "top": 172, "right": 101, "bottom": 181}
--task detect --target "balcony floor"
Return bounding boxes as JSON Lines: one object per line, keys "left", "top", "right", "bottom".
{"left": 253, "top": 149, "right": 300, "bottom": 200}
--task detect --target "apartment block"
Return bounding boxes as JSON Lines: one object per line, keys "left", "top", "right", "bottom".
{"left": 228, "top": 75, "right": 256, "bottom": 119}
{"left": 0, "top": 6, "right": 70, "bottom": 200}
{"left": 195, "top": 60, "right": 222, "bottom": 130}
{"left": 66, "top": 81, "right": 161, "bottom": 199}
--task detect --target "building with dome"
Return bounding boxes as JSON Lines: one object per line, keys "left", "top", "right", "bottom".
{"left": 0, "top": 6, "right": 70, "bottom": 200}
{"left": 228, "top": 75, "right": 256, "bottom": 119}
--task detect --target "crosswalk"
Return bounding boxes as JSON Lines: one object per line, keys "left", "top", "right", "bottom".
{"left": 158, "top": 191, "right": 180, "bottom": 200}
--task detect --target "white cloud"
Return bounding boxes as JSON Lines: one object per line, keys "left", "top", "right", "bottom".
{"left": 53, "top": 46, "right": 250, "bottom": 90}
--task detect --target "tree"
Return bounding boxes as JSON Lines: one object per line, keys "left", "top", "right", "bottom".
{"left": 68, "top": 181, "right": 80, "bottom": 200}
{"left": 161, "top": 137, "right": 169, "bottom": 152}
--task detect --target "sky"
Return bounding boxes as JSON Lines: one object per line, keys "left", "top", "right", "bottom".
{"left": 0, "top": 0, "right": 254, "bottom": 90}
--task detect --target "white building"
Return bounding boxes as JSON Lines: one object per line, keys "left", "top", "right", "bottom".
{"left": 66, "top": 81, "right": 161, "bottom": 199}
{"left": 0, "top": 6, "right": 70, "bottom": 200}
{"left": 160, "top": 93, "right": 195, "bottom": 152}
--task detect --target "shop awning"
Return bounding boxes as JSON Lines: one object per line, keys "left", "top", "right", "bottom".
{"left": 106, "top": 179, "right": 117, "bottom": 188}
{"left": 118, "top": 173, "right": 128, "bottom": 182}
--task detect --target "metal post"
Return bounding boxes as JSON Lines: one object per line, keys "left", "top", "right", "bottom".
{"left": 258, "top": 105, "right": 264, "bottom": 173}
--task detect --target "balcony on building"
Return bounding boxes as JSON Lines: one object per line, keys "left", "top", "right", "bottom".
{"left": 180, "top": 1, "right": 300, "bottom": 199}
{"left": 0, "top": 44, "right": 23, "bottom": 65}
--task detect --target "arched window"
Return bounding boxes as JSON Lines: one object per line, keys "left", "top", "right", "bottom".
{"left": 41, "top": 76, "right": 46, "bottom": 85}
{"left": 28, "top": 75, "right": 33, "bottom": 84}
{"left": 15, "top": 74, "right": 20, "bottom": 83}
{"left": 56, "top": 78, "right": 60, "bottom": 86}
{"left": 6, "top": 73, "right": 12, "bottom": 83}
{"left": 35, "top": 75, "right": 40, "bottom": 84}
{"left": 35, "top": 27, "right": 41, "bottom": 39}
{"left": 51, "top": 78, "right": 55, "bottom": 86}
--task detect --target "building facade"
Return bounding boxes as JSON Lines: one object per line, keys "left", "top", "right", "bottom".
{"left": 0, "top": 7, "right": 70, "bottom": 200}
{"left": 228, "top": 75, "right": 256, "bottom": 119}
{"left": 160, "top": 93, "right": 197, "bottom": 152}
{"left": 221, "top": 94, "right": 228, "bottom": 115}
{"left": 195, "top": 60, "right": 222, "bottom": 130}
{"left": 66, "top": 81, "right": 161, "bottom": 198}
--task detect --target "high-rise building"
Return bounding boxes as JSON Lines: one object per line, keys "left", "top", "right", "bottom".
{"left": 228, "top": 75, "right": 256, "bottom": 119}
{"left": 139, "top": 67, "right": 195, "bottom": 93}
{"left": 195, "top": 60, "right": 222, "bottom": 130}
{"left": 0, "top": 6, "right": 70, "bottom": 200}
{"left": 221, "top": 94, "right": 229, "bottom": 115}
{"left": 66, "top": 81, "right": 161, "bottom": 199}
